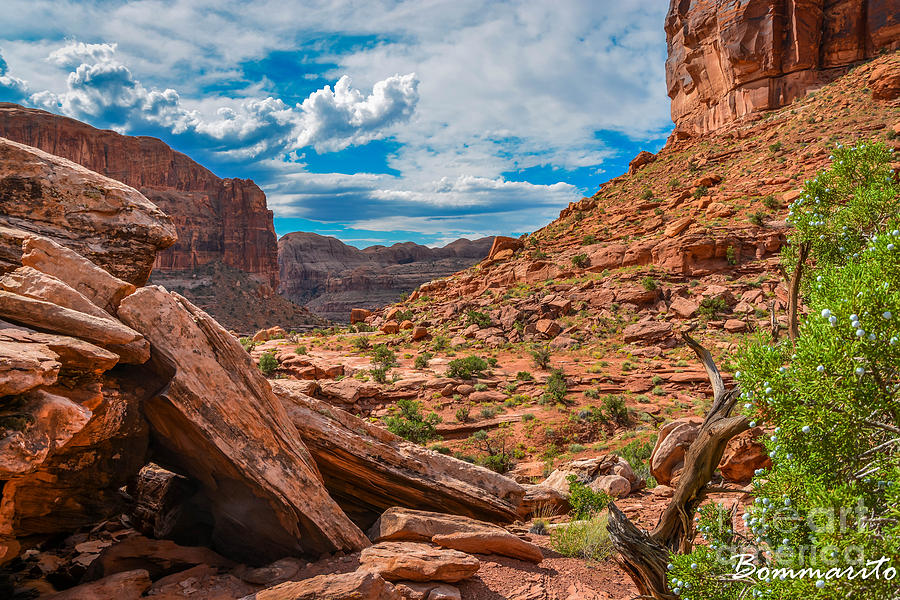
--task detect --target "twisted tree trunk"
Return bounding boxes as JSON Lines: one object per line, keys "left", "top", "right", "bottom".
{"left": 608, "top": 328, "right": 749, "bottom": 599}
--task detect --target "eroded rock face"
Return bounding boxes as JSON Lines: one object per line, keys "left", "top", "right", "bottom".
{"left": 0, "top": 137, "right": 176, "bottom": 285}
{"left": 666, "top": 0, "right": 900, "bottom": 134}
{"left": 359, "top": 542, "right": 480, "bottom": 583}
{"left": 0, "top": 104, "right": 277, "bottom": 288}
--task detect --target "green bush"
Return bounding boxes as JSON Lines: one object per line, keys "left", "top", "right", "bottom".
{"left": 667, "top": 141, "right": 900, "bottom": 600}
{"left": 414, "top": 352, "right": 433, "bottom": 370}
{"left": 566, "top": 474, "right": 611, "bottom": 519}
{"left": 446, "top": 355, "right": 491, "bottom": 379}
{"left": 466, "top": 310, "right": 492, "bottom": 328}
{"left": 516, "top": 370, "right": 534, "bottom": 381}
{"left": 571, "top": 253, "right": 589, "bottom": 268}
{"left": 725, "top": 245, "right": 737, "bottom": 265}
{"left": 294, "top": 345, "right": 307, "bottom": 355}
{"left": 641, "top": 276, "right": 657, "bottom": 291}
{"left": 582, "top": 234, "right": 597, "bottom": 246}
{"left": 383, "top": 399, "right": 442, "bottom": 444}
{"left": 692, "top": 185, "right": 708, "bottom": 199}
{"left": 698, "top": 296, "right": 727, "bottom": 318}
{"left": 471, "top": 429, "right": 513, "bottom": 473}
{"left": 550, "top": 516, "right": 612, "bottom": 561}
{"left": 748, "top": 210, "right": 767, "bottom": 226}
{"left": 258, "top": 352, "right": 278, "bottom": 376}
{"left": 616, "top": 437, "right": 657, "bottom": 488}
{"left": 602, "top": 394, "right": 629, "bottom": 425}
{"left": 761, "top": 194, "right": 780, "bottom": 209}
{"left": 531, "top": 345, "right": 551, "bottom": 369}
{"left": 542, "top": 369, "right": 569, "bottom": 405}
{"left": 353, "top": 336, "right": 371, "bottom": 351}
{"left": 455, "top": 406, "right": 470, "bottom": 423}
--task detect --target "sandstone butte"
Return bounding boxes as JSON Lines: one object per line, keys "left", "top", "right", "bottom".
{"left": 0, "top": 4, "right": 899, "bottom": 599}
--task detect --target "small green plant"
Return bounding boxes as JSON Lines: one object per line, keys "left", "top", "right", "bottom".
{"left": 294, "top": 345, "right": 307, "bottom": 355}
{"left": 530, "top": 345, "right": 551, "bottom": 369}
{"left": 479, "top": 405, "right": 500, "bottom": 419}
{"left": 748, "top": 210, "right": 766, "bottom": 226}
{"left": 641, "top": 187, "right": 654, "bottom": 201}
{"left": 522, "top": 413, "right": 535, "bottom": 421}
{"left": 431, "top": 335, "right": 449, "bottom": 351}
{"left": 725, "top": 245, "right": 737, "bottom": 265}
{"left": 239, "top": 337, "right": 256, "bottom": 353}
{"left": 571, "top": 253, "right": 589, "bottom": 268}
{"left": 768, "top": 141, "right": 782, "bottom": 153}
{"left": 455, "top": 406, "right": 470, "bottom": 423}
{"left": 466, "top": 310, "right": 492, "bottom": 328}
{"left": 761, "top": 194, "right": 780, "bottom": 209}
{"left": 542, "top": 369, "right": 569, "bottom": 405}
{"left": 616, "top": 437, "right": 657, "bottom": 488}
{"left": 582, "top": 234, "right": 597, "bottom": 246}
{"left": 473, "top": 383, "right": 488, "bottom": 392}
{"left": 697, "top": 296, "right": 727, "bottom": 318}
{"left": 668, "top": 177, "right": 681, "bottom": 189}
{"left": 471, "top": 429, "right": 513, "bottom": 473}
{"left": 258, "top": 352, "right": 279, "bottom": 376}
{"left": 602, "top": 394, "right": 629, "bottom": 425}
{"left": 566, "top": 474, "right": 611, "bottom": 519}
{"left": 584, "top": 388, "right": 599, "bottom": 399}
{"left": 446, "top": 355, "right": 491, "bottom": 378}
{"left": 383, "top": 398, "right": 441, "bottom": 444}
{"left": 692, "top": 185, "right": 708, "bottom": 199}
{"left": 529, "top": 519, "right": 549, "bottom": 535}
{"left": 550, "top": 515, "right": 612, "bottom": 561}
{"left": 413, "top": 352, "right": 433, "bottom": 370}
{"left": 641, "top": 276, "right": 657, "bottom": 291}
{"left": 353, "top": 336, "right": 371, "bottom": 351}
{"left": 516, "top": 370, "right": 534, "bottom": 381}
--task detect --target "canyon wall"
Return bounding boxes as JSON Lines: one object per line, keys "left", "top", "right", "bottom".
{"left": 666, "top": 0, "right": 900, "bottom": 134}
{"left": 0, "top": 103, "right": 279, "bottom": 288}
{"left": 279, "top": 233, "right": 494, "bottom": 321}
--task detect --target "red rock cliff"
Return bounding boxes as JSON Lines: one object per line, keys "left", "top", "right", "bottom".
{"left": 666, "top": 0, "right": 900, "bottom": 134}
{"left": 0, "top": 103, "right": 279, "bottom": 288}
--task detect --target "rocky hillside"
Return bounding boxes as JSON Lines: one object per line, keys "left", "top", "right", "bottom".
{"left": 279, "top": 232, "right": 493, "bottom": 321}
{"left": 667, "top": 0, "right": 900, "bottom": 134}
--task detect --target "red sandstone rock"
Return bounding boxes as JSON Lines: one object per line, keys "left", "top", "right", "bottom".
{"left": 487, "top": 236, "right": 524, "bottom": 261}
{"left": 719, "top": 427, "right": 772, "bottom": 482}
{"left": 628, "top": 151, "right": 656, "bottom": 174}
{"left": 360, "top": 542, "right": 480, "bottom": 583}
{"left": 665, "top": 1, "right": 900, "bottom": 134}
{"left": 0, "top": 104, "right": 277, "bottom": 287}
{"left": 352, "top": 308, "right": 373, "bottom": 323}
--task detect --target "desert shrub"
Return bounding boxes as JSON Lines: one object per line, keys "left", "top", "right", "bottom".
{"left": 748, "top": 210, "right": 767, "bottom": 226}
{"left": 641, "top": 187, "right": 654, "bottom": 201}
{"left": 602, "top": 394, "right": 629, "bottom": 425}
{"left": 531, "top": 345, "right": 552, "bottom": 369}
{"left": 479, "top": 405, "right": 500, "bottom": 419}
{"left": 294, "top": 345, "right": 307, "bottom": 355}
{"left": 768, "top": 141, "right": 782, "bottom": 152}
{"left": 582, "top": 234, "right": 597, "bottom": 246}
{"left": 466, "top": 310, "right": 492, "bottom": 328}
{"left": 667, "top": 141, "right": 900, "bottom": 600}
{"left": 414, "top": 352, "right": 433, "bottom": 369}
{"left": 616, "top": 437, "right": 657, "bottom": 487}
{"left": 446, "top": 355, "right": 490, "bottom": 379}
{"left": 698, "top": 296, "right": 727, "bottom": 318}
{"left": 529, "top": 519, "right": 549, "bottom": 535}
{"left": 550, "top": 515, "right": 612, "bottom": 561}
{"left": 761, "top": 194, "right": 780, "bottom": 209}
{"left": 542, "top": 369, "right": 569, "bottom": 405}
{"left": 567, "top": 474, "right": 611, "bottom": 519}
{"left": 257, "top": 352, "right": 278, "bottom": 376}
{"left": 239, "top": 337, "right": 256, "bottom": 352}
{"left": 471, "top": 429, "right": 513, "bottom": 473}
{"left": 692, "top": 185, "right": 708, "bottom": 199}
{"left": 353, "top": 336, "right": 371, "bottom": 351}
{"left": 383, "top": 398, "right": 441, "bottom": 444}
{"left": 641, "top": 276, "right": 657, "bottom": 291}
{"left": 431, "top": 335, "right": 449, "bottom": 351}
{"left": 725, "top": 245, "right": 737, "bottom": 265}
{"left": 516, "top": 370, "right": 534, "bottom": 381}
{"left": 455, "top": 406, "right": 470, "bottom": 423}
{"left": 584, "top": 388, "right": 600, "bottom": 399}
{"left": 571, "top": 253, "right": 589, "bottom": 268}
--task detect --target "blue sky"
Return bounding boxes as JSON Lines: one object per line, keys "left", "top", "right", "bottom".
{"left": 0, "top": 1, "right": 672, "bottom": 247}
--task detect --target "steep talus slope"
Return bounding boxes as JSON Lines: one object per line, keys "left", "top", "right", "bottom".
{"left": 278, "top": 232, "right": 493, "bottom": 321}
{"left": 666, "top": 0, "right": 900, "bottom": 134}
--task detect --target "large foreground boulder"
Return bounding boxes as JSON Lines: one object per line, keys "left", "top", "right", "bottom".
{"left": 0, "top": 136, "right": 176, "bottom": 285}
{"left": 117, "top": 287, "right": 369, "bottom": 563}
{"left": 272, "top": 380, "right": 524, "bottom": 527}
